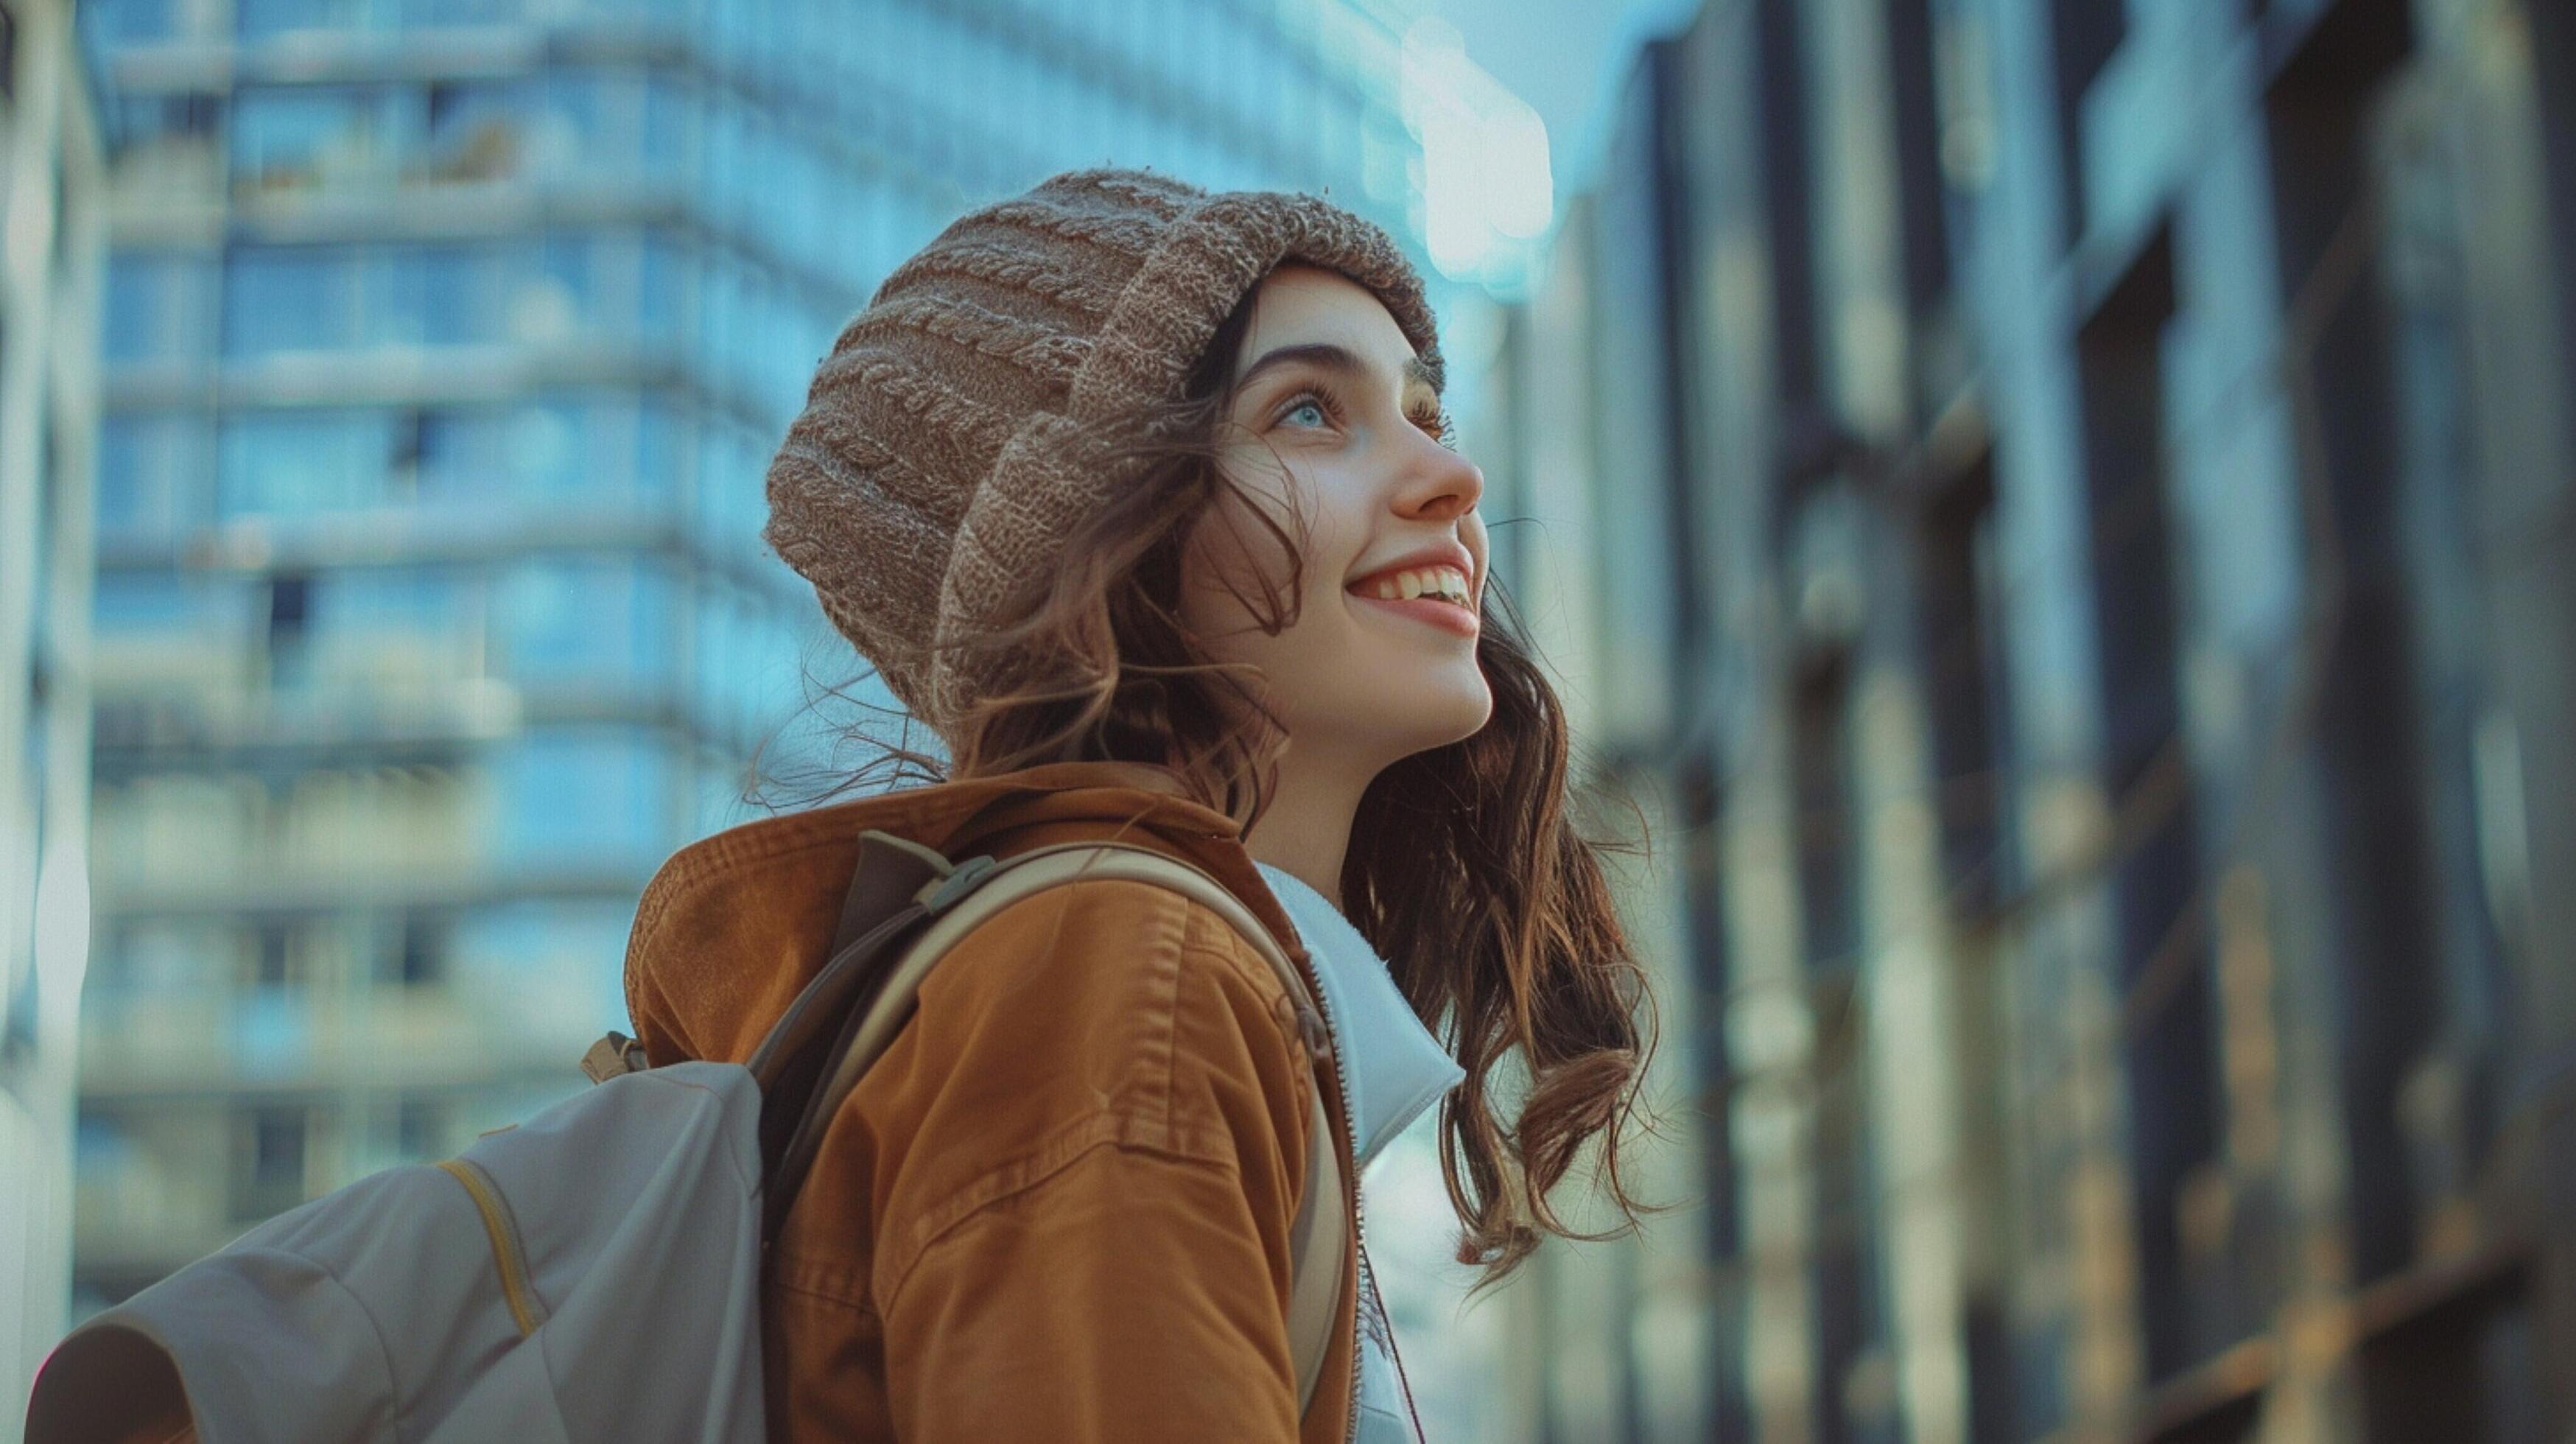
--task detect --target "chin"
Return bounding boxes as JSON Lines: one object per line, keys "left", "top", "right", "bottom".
{"left": 1388, "top": 673, "right": 1495, "bottom": 751}
{"left": 1277, "top": 641, "right": 1492, "bottom": 753}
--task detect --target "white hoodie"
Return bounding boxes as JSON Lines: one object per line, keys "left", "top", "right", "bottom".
{"left": 1257, "top": 863, "right": 1467, "bottom": 1443}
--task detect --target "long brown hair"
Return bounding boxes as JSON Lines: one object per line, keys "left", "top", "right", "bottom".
{"left": 804, "top": 273, "right": 1655, "bottom": 1283}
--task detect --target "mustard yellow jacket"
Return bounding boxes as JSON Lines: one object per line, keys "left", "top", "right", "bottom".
{"left": 624, "top": 760, "right": 1361, "bottom": 1443}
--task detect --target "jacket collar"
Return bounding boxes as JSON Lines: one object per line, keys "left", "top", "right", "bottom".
{"left": 622, "top": 761, "right": 1314, "bottom": 1067}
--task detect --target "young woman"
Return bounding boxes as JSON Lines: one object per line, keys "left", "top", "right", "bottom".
{"left": 624, "top": 167, "right": 1652, "bottom": 1441}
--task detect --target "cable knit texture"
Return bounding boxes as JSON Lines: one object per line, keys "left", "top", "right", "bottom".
{"left": 764, "top": 167, "right": 1445, "bottom": 737}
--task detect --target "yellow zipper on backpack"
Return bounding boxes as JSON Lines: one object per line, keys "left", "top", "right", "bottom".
{"left": 437, "top": 1157, "right": 546, "bottom": 1337}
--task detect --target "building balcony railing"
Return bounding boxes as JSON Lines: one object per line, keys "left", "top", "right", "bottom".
{"left": 71, "top": 1160, "right": 241, "bottom": 1283}
{"left": 103, "top": 339, "right": 775, "bottom": 432}
{"left": 111, "top": 23, "right": 610, "bottom": 94}
{"left": 72, "top": 1037, "right": 601, "bottom": 1283}
{"left": 76, "top": 986, "right": 604, "bottom": 1101}
{"left": 102, "top": 1, "right": 1372, "bottom": 111}
{"left": 90, "top": 858, "right": 656, "bottom": 921}
{"left": 72, "top": 1217, "right": 264, "bottom": 1287}
{"left": 94, "top": 502, "right": 797, "bottom": 606}
{"left": 98, "top": 4, "right": 1376, "bottom": 206}
{"left": 91, "top": 677, "right": 757, "bottom": 776}
{"left": 109, "top": 175, "right": 866, "bottom": 323}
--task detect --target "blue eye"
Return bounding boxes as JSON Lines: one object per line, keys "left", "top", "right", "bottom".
{"left": 1271, "top": 385, "right": 1347, "bottom": 430}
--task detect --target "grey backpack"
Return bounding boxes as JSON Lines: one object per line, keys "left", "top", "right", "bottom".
{"left": 27, "top": 833, "right": 1350, "bottom": 1443}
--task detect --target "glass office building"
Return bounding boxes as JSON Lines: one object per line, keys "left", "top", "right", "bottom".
{"left": 70, "top": 0, "right": 1433, "bottom": 1314}
{"left": 1471, "top": 0, "right": 2576, "bottom": 1437}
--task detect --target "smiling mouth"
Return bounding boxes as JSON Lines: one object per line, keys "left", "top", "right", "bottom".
{"left": 1348, "top": 564, "right": 1473, "bottom": 606}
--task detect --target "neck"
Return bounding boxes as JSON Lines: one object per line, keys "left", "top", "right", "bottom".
{"left": 1240, "top": 742, "right": 1378, "bottom": 913}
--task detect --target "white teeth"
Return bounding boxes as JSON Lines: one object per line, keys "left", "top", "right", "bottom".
{"left": 1360, "top": 565, "right": 1471, "bottom": 606}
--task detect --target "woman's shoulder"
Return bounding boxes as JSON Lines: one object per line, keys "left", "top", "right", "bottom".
{"left": 848, "top": 872, "right": 1321, "bottom": 1238}
{"left": 781, "top": 870, "right": 1327, "bottom": 1329}
{"left": 924, "top": 870, "right": 1302, "bottom": 1037}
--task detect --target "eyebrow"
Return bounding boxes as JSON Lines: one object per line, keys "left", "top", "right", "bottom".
{"left": 1233, "top": 342, "right": 1436, "bottom": 396}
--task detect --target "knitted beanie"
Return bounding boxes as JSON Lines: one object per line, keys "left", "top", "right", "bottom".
{"left": 763, "top": 167, "right": 1445, "bottom": 738}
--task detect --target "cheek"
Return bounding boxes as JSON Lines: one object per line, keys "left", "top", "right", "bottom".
{"left": 1178, "top": 539, "right": 1300, "bottom": 670}
{"left": 1180, "top": 460, "right": 1330, "bottom": 629}
{"left": 1176, "top": 502, "right": 1267, "bottom": 637}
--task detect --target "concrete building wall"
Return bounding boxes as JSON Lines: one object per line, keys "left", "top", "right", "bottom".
{"left": 0, "top": 0, "right": 108, "bottom": 1412}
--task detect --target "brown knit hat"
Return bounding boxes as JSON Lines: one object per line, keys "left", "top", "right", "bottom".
{"left": 763, "top": 167, "right": 1444, "bottom": 738}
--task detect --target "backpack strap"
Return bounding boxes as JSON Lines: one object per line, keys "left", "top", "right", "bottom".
{"left": 753, "top": 830, "right": 998, "bottom": 1233}
{"left": 769, "top": 839, "right": 1353, "bottom": 1418}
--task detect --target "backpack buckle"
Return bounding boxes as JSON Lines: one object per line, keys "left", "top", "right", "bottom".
{"left": 915, "top": 855, "right": 1000, "bottom": 914}
{"left": 580, "top": 1031, "right": 649, "bottom": 1084}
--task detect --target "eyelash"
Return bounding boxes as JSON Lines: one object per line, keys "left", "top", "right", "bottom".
{"left": 1274, "top": 383, "right": 1457, "bottom": 450}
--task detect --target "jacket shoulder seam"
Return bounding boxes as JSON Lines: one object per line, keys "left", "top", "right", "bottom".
{"left": 934, "top": 875, "right": 1291, "bottom": 1028}
{"left": 1173, "top": 905, "right": 1298, "bottom": 1004}
{"left": 933, "top": 877, "right": 1196, "bottom": 1153}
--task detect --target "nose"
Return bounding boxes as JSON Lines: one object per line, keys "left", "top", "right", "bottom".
{"left": 1391, "top": 425, "right": 1484, "bottom": 525}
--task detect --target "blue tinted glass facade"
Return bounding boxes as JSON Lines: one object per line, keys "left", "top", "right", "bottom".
{"left": 74, "top": 0, "right": 1426, "bottom": 1310}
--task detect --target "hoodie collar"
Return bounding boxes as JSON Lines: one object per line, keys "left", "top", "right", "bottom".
{"left": 1254, "top": 863, "right": 1464, "bottom": 1173}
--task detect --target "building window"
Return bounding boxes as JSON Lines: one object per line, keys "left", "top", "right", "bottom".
{"left": 230, "top": 85, "right": 411, "bottom": 194}
{"left": 2074, "top": 227, "right": 2229, "bottom": 1381}
{"left": 2526, "top": 1, "right": 2576, "bottom": 446}
{"left": 2356, "top": 1264, "right": 2543, "bottom": 1443}
{"left": 249, "top": 921, "right": 298, "bottom": 989}
{"left": 1757, "top": 0, "right": 1822, "bottom": 410}
{"left": 96, "top": 416, "right": 211, "bottom": 547}
{"left": 104, "top": 251, "right": 214, "bottom": 365}
{"left": 222, "top": 245, "right": 435, "bottom": 356}
{"left": 2263, "top": 0, "right": 2438, "bottom": 1290}
{"left": 1583, "top": 47, "right": 1688, "bottom": 748}
{"left": 1792, "top": 651, "right": 1861, "bottom": 979}
{"left": 232, "top": 1104, "right": 309, "bottom": 1220}
{"left": 1913, "top": 446, "right": 2020, "bottom": 1440}
{"left": 2047, "top": 0, "right": 2124, "bottom": 247}
{"left": 217, "top": 410, "right": 403, "bottom": 517}
{"left": 1884, "top": 0, "right": 1951, "bottom": 315}
{"left": 237, "top": 0, "right": 379, "bottom": 42}
{"left": 389, "top": 912, "right": 447, "bottom": 988}
{"left": 396, "top": 1098, "right": 444, "bottom": 1160}
{"left": 423, "top": 78, "right": 536, "bottom": 185}
{"left": 81, "top": 0, "right": 180, "bottom": 46}
{"left": 1916, "top": 452, "right": 2012, "bottom": 919}
{"left": 267, "top": 571, "right": 314, "bottom": 690}
{"left": 1789, "top": 642, "right": 1890, "bottom": 1438}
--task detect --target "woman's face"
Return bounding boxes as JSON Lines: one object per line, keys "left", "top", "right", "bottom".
{"left": 1178, "top": 264, "right": 1493, "bottom": 771}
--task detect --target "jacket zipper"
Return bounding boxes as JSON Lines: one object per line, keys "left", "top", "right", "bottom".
{"left": 1289, "top": 953, "right": 1365, "bottom": 1444}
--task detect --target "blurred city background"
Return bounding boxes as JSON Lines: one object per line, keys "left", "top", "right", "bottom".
{"left": 3, "top": 0, "right": 2572, "bottom": 1439}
